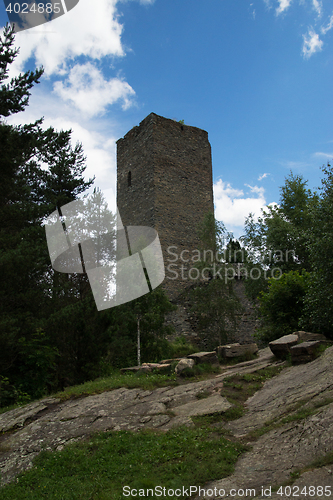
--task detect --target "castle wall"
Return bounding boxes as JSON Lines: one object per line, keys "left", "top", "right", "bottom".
{"left": 117, "top": 113, "right": 214, "bottom": 299}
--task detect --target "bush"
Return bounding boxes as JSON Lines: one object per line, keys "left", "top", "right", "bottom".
{"left": 255, "top": 270, "right": 311, "bottom": 344}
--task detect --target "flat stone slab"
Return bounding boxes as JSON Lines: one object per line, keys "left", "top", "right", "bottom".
{"left": 295, "top": 331, "right": 328, "bottom": 342}
{"left": 217, "top": 343, "right": 258, "bottom": 358}
{"left": 269, "top": 334, "right": 298, "bottom": 359}
{"left": 173, "top": 394, "right": 232, "bottom": 416}
{"left": 290, "top": 340, "right": 321, "bottom": 363}
{"left": 120, "top": 365, "right": 151, "bottom": 373}
{"left": 187, "top": 351, "right": 219, "bottom": 364}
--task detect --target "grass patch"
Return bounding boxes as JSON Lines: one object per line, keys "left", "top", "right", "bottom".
{"left": 0, "top": 426, "right": 247, "bottom": 499}
{"left": 219, "top": 352, "right": 258, "bottom": 365}
{"left": 178, "top": 363, "right": 220, "bottom": 379}
{"left": 221, "top": 366, "right": 283, "bottom": 405}
{"left": 55, "top": 371, "right": 179, "bottom": 402}
{"left": 167, "top": 336, "right": 198, "bottom": 358}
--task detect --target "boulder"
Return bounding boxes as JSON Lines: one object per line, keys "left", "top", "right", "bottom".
{"left": 175, "top": 358, "right": 195, "bottom": 375}
{"left": 159, "top": 358, "right": 181, "bottom": 364}
{"left": 290, "top": 340, "right": 322, "bottom": 364}
{"left": 294, "top": 331, "right": 328, "bottom": 342}
{"left": 269, "top": 334, "right": 298, "bottom": 359}
{"left": 120, "top": 365, "right": 151, "bottom": 373}
{"left": 152, "top": 363, "right": 171, "bottom": 373}
{"left": 217, "top": 343, "right": 258, "bottom": 359}
{"left": 187, "top": 351, "right": 219, "bottom": 364}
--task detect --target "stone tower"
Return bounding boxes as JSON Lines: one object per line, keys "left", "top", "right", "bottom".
{"left": 116, "top": 113, "right": 214, "bottom": 299}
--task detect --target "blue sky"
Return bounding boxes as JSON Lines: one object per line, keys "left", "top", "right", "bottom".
{"left": 1, "top": 0, "right": 332, "bottom": 237}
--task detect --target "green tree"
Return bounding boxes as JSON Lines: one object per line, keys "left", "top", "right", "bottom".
{"left": 300, "top": 162, "right": 333, "bottom": 338}
{"left": 190, "top": 213, "right": 242, "bottom": 349}
{"left": 102, "top": 288, "right": 176, "bottom": 369}
{"left": 242, "top": 172, "right": 317, "bottom": 301}
{"left": 256, "top": 270, "right": 310, "bottom": 344}
{"left": 0, "top": 25, "right": 95, "bottom": 403}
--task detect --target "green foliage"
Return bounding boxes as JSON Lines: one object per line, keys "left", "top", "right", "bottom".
{"left": 189, "top": 212, "right": 242, "bottom": 349}
{"left": 191, "top": 279, "right": 242, "bottom": 349}
{"left": 166, "top": 336, "right": 197, "bottom": 358}
{"left": 256, "top": 270, "right": 311, "bottom": 343}
{"left": 178, "top": 363, "right": 220, "bottom": 378}
{"left": 1, "top": 426, "right": 246, "bottom": 500}
{"left": 225, "top": 238, "right": 247, "bottom": 263}
{"left": 0, "top": 26, "right": 180, "bottom": 405}
{"left": 103, "top": 288, "right": 176, "bottom": 369}
{"left": 54, "top": 371, "right": 179, "bottom": 402}
{"left": 242, "top": 172, "right": 318, "bottom": 301}
{"left": 299, "top": 162, "right": 333, "bottom": 338}
{"left": 196, "top": 211, "right": 230, "bottom": 263}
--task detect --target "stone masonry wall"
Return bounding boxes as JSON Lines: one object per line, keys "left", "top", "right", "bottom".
{"left": 117, "top": 113, "right": 214, "bottom": 299}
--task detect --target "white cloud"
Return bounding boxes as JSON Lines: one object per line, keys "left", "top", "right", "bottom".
{"left": 302, "top": 29, "right": 323, "bottom": 58}
{"left": 53, "top": 63, "right": 135, "bottom": 117}
{"left": 258, "top": 173, "right": 270, "bottom": 181}
{"left": 10, "top": 0, "right": 124, "bottom": 77}
{"left": 312, "top": 0, "right": 322, "bottom": 16}
{"left": 314, "top": 152, "right": 333, "bottom": 159}
{"left": 245, "top": 184, "right": 266, "bottom": 197}
{"left": 213, "top": 179, "right": 267, "bottom": 234}
{"left": 321, "top": 14, "right": 333, "bottom": 34}
{"left": 276, "top": 0, "right": 292, "bottom": 15}
{"left": 278, "top": 159, "right": 311, "bottom": 169}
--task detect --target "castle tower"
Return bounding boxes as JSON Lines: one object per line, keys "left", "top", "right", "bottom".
{"left": 116, "top": 113, "right": 214, "bottom": 299}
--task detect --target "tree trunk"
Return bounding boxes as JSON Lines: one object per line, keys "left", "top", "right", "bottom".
{"left": 137, "top": 315, "right": 141, "bottom": 366}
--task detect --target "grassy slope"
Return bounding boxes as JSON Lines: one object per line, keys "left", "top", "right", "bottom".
{"left": 0, "top": 364, "right": 286, "bottom": 499}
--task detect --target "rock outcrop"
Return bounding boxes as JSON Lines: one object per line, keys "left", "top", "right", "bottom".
{"left": 1, "top": 345, "right": 333, "bottom": 496}
{"left": 196, "top": 346, "right": 333, "bottom": 499}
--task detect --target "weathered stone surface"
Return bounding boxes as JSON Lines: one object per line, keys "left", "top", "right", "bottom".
{"left": 290, "top": 340, "right": 322, "bottom": 364}
{"left": 187, "top": 351, "right": 219, "bottom": 364}
{"left": 216, "top": 343, "right": 240, "bottom": 357}
{"left": 0, "top": 398, "right": 60, "bottom": 433}
{"left": 226, "top": 346, "right": 333, "bottom": 438}
{"left": 2, "top": 347, "right": 332, "bottom": 492}
{"left": 195, "top": 347, "right": 333, "bottom": 500}
{"left": 159, "top": 358, "right": 181, "bottom": 364}
{"left": 294, "top": 330, "right": 328, "bottom": 342}
{"left": 143, "top": 363, "right": 171, "bottom": 372}
{"left": 199, "top": 402, "right": 333, "bottom": 499}
{"left": 269, "top": 334, "right": 298, "bottom": 359}
{"left": 175, "top": 358, "right": 195, "bottom": 375}
{"left": 120, "top": 365, "right": 151, "bottom": 373}
{"left": 173, "top": 394, "right": 232, "bottom": 416}
{"left": 217, "top": 343, "right": 258, "bottom": 358}
{"left": 0, "top": 377, "right": 222, "bottom": 485}
{"left": 117, "top": 113, "right": 214, "bottom": 300}
{"left": 254, "top": 466, "right": 333, "bottom": 499}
